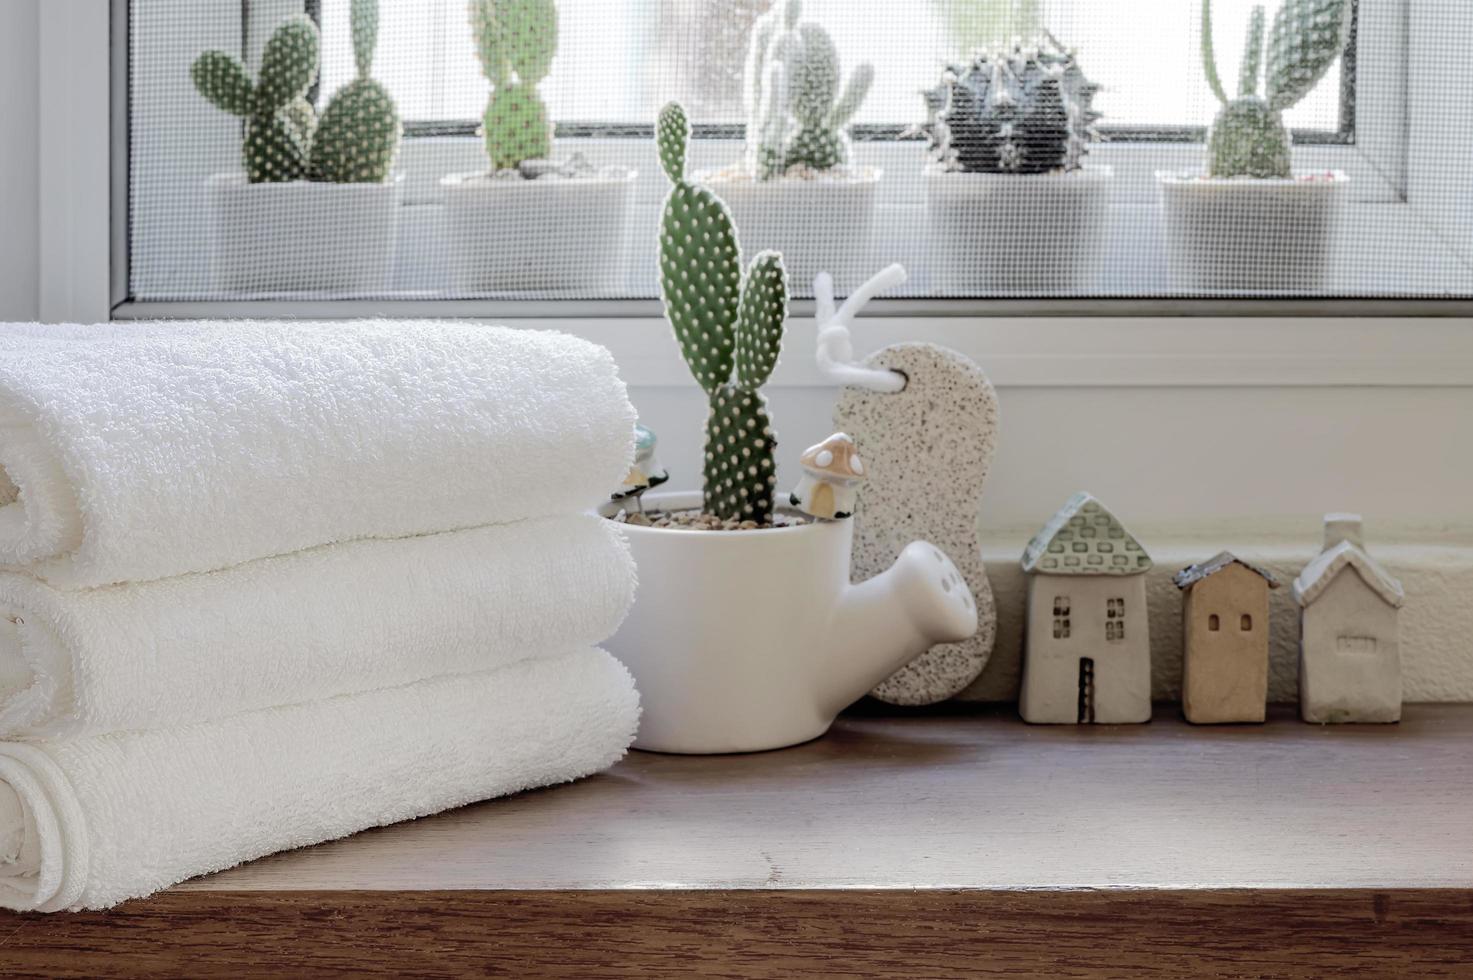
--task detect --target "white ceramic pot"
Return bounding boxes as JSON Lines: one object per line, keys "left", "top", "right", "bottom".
{"left": 700, "top": 170, "right": 881, "bottom": 294}
{"left": 924, "top": 166, "right": 1112, "bottom": 294}
{"left": 1157, "top": 171, "right": 1348, "bottom": 293}
{"left": 601, "top": 491, "right": 979, "bottom": 754}
{"left": 206, "top": 173, "right": 403, "bottom": 294}
{"left": 440, "top": 170, "right": 637, "bottom": 294}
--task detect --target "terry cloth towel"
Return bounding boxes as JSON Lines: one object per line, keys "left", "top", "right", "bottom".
{"left": 0, "top": 514, "right": 635, "bottom": 740}
{"left": 0, "top": 319, "right": 635, "bottom": 588}
{"left": 0, "top": 647, "right": 639, "bottom": 912}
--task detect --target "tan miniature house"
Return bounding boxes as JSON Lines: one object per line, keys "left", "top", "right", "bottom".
{"left": 1294, "top": 514, "right": 1405, "bottom": 724}
{"left": 1173, "top": 553, "right": 1280, "bottom": 724}
{"left": 1019, "top": 492, "right": 1153, "bottom": 725}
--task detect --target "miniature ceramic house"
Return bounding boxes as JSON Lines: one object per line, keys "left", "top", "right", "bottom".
{"left": 1294, "top": 514, "right": 1405, "bottom": 724}
{"left": 1173, "top": 553, "right": 1280, "bottom": 724}
{"left": 1019, "top": 492, "right": 1153, "bottom": 724}
{"left": 790, "top": 433, "right": 865, "bottom": 520}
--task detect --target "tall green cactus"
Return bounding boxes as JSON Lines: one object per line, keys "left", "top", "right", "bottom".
{"left": 192, "top": 6, "right": 400, "bottom": 185}
{"left": 309, "top": 0, "right": 402, "bottom": 183}
{"left": 745, "top": 0, "right": 873, "bottom": 179}
{"left": 657, "top": 103, "right": 789, "bottom": 522}
{"left": 192, "top": 15, "right": 320, "bottom": 183}
{"left": 470, "top": 0, "right": 558, "bottom": 171}
{"left": 1202, "top": 0, "right": 1352, "bottom": 178}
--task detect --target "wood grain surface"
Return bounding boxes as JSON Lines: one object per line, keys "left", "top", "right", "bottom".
{"left": 2, "top": 705, "right": 1472, "bottom": 976}
{"left": 3, "top": 889, "right": 1472, "bottom": 978}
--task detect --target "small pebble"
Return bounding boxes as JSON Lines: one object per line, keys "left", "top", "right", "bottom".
{"left": 609, "top": 508, "right": 810, "bottom": 532}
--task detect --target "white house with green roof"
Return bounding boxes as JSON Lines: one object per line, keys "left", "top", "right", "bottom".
{"left": 1019, "top": 492, "right": 1153, "bottom": 725}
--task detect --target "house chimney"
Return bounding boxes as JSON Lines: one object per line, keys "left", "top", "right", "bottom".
{"left": 1323, "top": 513, "right": 1364, "bottom": 551}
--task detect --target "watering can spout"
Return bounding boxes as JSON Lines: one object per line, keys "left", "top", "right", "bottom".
{"left": 821, "top": 541, "right": 980, "bottom": 716}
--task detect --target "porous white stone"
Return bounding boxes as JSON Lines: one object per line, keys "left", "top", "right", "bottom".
{"left": 835, "top": 343, "right": 999, "bottom": 705}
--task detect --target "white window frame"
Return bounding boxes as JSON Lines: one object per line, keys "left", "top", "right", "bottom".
{"left": 34, "top": 0, "right": 1473, "bottom": 395}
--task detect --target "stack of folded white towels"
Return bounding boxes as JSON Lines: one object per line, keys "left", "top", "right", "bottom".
{"left": 0, "top": 320, "right": 641, "bottom": 912}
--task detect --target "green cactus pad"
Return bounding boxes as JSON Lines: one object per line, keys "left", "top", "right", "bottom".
{"left": 789, "top": 24, "right": 839, "bottom": 127}
{"left": 1266, "top": 0, "right": 1350, "bottom": 111}
{"left": 309, "top": 78, "right": 401, "bottom": 183}
{"left": 785, "top": 127, "right": 845, "bottom": 172}
{"left": 1238, "top": 5, "right": 1266, "bottom": 97}
{"left": 284, "top": 96, "right": 319, "bottom": 147}
{"left": 191, "top": 51, "right": 255, "bottom": 117}
{"left": 734, "top": 252, "right": 787, "bottom": 391}
{"left": 704, "top": 384, "right": 778, "bottom": 522}
{"left": 254, "top": 15, "right": 319, "bottom": 115}
{"left": 659, "top": 183, "right": 742, "bottom": 394}
{"left": 244, "top": 110, "right": 311, "bottom": 183}
{"left": 1208, "top": 98, "right": 1291, "bottom": 178}
{"left": 656, "top": 103, "right": 689, "bottom": 183}
{"left": 351, "top": 0, "right": 380, "bottom": 78}
{"left": 482, "top": 84, "right": 552, "bottom": 170}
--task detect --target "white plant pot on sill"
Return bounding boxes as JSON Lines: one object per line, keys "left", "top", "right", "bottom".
{"left": 206, "top": 173, "right": 403, "bottom": 294}
{"left": 1157, "top": 171, "right": 1348, "bottom": 293}
{"left": 440, "top": 170, "right": 637, "bottom": 294}
{"left": 601, "top": 491, "right": 979, "bottom": 754}
{"left": 924, "top": 165, "right": 1112, "bottom": 294}
{"left": 699, "top": 169, "right": 881, "bottom": 295}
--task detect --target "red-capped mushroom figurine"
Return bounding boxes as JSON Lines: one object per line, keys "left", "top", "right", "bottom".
{"left": 791, "top": 433, "right": 866, "bottom": 520}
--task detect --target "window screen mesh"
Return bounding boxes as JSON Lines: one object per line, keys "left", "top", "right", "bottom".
{"left": 127, "top": 0, "right": 1473, "bottom": 302}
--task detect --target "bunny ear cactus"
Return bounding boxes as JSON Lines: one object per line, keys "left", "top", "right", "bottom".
{"left": 657, "top": 103, "right": 790, "bottom": 523}
{"left": 1202, "top": 0, "right": 1352, "bottom": 178}
{"left": 744, "top": 0, "right": 873, "bottom": 179}
{"left": 192, "top": 15, "right": 321, "bottom": 182}
{"left": 308, "top": 0, "right": 403, "bottom": 183}
{"left": 919, "top": 35, "right": 1102, "bottom": 175}
{"left": 471, "top": 0, "right": 559, "bottom": 171}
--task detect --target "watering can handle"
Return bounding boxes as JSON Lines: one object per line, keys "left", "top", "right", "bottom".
{"left": 813, "top": 266, "right": 909, "bottom": 394}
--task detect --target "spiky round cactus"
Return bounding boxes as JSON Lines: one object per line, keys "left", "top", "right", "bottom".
{"left": 471, "top": 0, "right": 558, "bottom": 171}
{"left": 192, "top": 15, "right": 321, "bottom": 183}
{"left": 309, "top": 0, "right": 402, "bottom": 183}
{"left": 1202, "top": 0, "right": 1352, "bottom": 178}
{"left": 657, "top": 103, "right": 790, "bottom": 522}
{"left": 744, "top": 0, "right": 873, "bottom": 179}
{"left": 918, "top": 35, "right": 1101, "bottom": 175}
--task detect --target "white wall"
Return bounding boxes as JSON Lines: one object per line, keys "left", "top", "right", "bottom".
{"left": 0, "top": 0, "right": 39, "bottom": 322}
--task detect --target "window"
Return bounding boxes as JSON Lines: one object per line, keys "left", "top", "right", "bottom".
{"left": 1052, "top": 596, "right": 1071, "bottom": 640}
{"left": 123, "top": 0, "right": 1473, "bottom": 307}
{"left": 1106, "top": 597, "right": 1125, "bottom": 642}
{"left": 1240, "top": 614, "right": 1253, "bottom": 632}
{"left": 1208, "top": 614, "right": 1221, "bottom": 632}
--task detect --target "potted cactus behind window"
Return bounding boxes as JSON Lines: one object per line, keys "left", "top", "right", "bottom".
{"left": 191, "top": 1, "right": 403, "bottom": 293}
{"left": 915, "top": 35, "right": 1109, "bottom": 294}
{"left": 1157, "top": 0, "right": 1352, "bottom": 292}
{"left": 440, "top": 0, "right": 637, "bottom": 295}
{"left": 698, "top": 0, "right": 879, "bottom": 294}
{"left": 598, "top": 104, "right": 978, "bottom": 754}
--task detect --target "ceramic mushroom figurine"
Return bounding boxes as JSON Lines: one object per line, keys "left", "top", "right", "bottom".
{"left": 791, "top": 433, "right": 865, "bottom": 520}
{"left": 612, "top": 424, "right": 669, "bottom": 507}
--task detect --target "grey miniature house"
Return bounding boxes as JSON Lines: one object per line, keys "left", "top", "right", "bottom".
{"left": 1294, "top": 514, "right": 1405, "bottom": 724}
{"left": 1173, "top": 553, "right": 1280, "bottom": 725}
{"left": 1019, "top": 492, "right": 1153, "bottom": 724}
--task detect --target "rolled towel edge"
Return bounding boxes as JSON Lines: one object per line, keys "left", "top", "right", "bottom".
{"left": 0, "top": 742, "right": 89, "bottom": 913}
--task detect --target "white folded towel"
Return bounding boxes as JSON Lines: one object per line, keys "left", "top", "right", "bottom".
{"left": 0, "top": 647, "right": 639, "bottom": 912}
{"left": 0, "top": 320, "right": 634, "bottom": 588}
{"left": 0, "top": 514, "right": 634, "bottom": 739}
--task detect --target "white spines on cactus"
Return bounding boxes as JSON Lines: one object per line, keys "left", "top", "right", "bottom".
{"left": 742, "top": 0, "right": 872, "bottom": 179}
{"left": 918, "top": 34, "right": 1102, "bottom": 175}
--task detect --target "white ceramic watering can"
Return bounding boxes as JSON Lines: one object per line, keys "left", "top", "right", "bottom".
{"left": 602, "top": 491, "right": 979, "bottom": 753}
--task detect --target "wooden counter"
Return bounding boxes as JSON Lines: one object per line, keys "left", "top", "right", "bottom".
{"left": 4, "top": 705, "right": 1472, "bottom": 977}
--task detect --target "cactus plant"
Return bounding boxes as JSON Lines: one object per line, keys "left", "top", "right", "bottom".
{"left": 308, "top": 0, "right": 402, "bottom": 183}
{"left": 192, "top": 15, "right": 320, "bottom": 183}
{"left": 192, "top": 4, "right": 400, "bottom": 185}
{"left": 744, "top": 0, "right": 874, "bottom": 179}
{"left": 470, "top": 0, "right": 558, "bottom": 172}
{"left": 917, "top": 35, "right": 1101, "bottom": 175}
{"left": 656, "top": 102, "right": 789, "bottom": 523}
{"left": 1201, "top": 0, "right": 1352, "bottom": 178}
